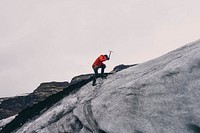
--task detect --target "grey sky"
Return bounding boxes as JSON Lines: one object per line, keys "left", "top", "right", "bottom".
{"left": 0, "top": 0, "right": 200, "bottom": 97}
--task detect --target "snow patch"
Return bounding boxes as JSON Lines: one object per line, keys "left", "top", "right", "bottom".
{"left": 0, "top": 115, "right": 16, "bottom": 130}
{"left": 0, "top": 99, "right": 3, "bottom": 104}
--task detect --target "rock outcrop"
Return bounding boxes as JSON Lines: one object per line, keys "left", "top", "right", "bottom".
{"left": 111, "top": 64, "right": 137, "bottom": 73}
{"left": 70, "top": 64, "right": 135, "bottom": 85}
{"left": 70, "top": 74, "right": 94, "bottom": 85}
{"left": 0, "top": 81, "right": 69, "bottom": 120}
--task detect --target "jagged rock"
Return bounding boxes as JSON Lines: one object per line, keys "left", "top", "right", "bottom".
{"left": 111, "top": 64, "right": 138, "bottom": 73}
{"left": 2, "top": 40, "right": 200, "bottom": 133}
{"left": 0, "top": 81, "right": 69, "bottom": 120}
{"left": 70, "top": 74, "right": 94, "bottom": 85}
{"left": 70, "top": 64, "right": 132, "bottom": 85}
{"left": 70, "top": 64, "right": 133, "bottom": 85}
{"left": 35, "top": 81, "right": 69, "bottom": 93}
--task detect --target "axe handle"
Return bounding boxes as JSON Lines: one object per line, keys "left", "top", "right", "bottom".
{"left": 108, "top": 51, "right": 113, "bottom": 58}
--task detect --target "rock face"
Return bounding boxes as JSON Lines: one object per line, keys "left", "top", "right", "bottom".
{"left": 2, "top": 40, "right": 200, "bottom": 133}
{"left": 70, "top": 64, "right": 135, "bottom": 84}
{"left": 111, "top": 64, "right": 137, "bottom": 73}
{"left": 0, "top": 81, "right": 69, "bottom": 120}
{"left": 71, "top": 74, "right": 94, "bottom": 85}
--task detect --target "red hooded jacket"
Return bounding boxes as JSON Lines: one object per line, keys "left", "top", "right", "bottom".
{"left": 92, "top": 55, "right": 107, "bottom": 68}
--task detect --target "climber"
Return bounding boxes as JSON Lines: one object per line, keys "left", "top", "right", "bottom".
{"left": 92, "top": 54, "right": 110, "bottom": 86}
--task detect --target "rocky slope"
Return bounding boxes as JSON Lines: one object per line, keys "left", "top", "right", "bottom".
{"left": 0, "top": 64, "right": 132, "bottom": 122}
{"left": 1, "top": 40, "right": 200, "bottom": 133}
{"left": 0, "top": 81, "right": 69, "bottom": 120}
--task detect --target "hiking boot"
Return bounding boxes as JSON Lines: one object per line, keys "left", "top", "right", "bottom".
{"left": 101, "top": 74, "right": 107, "bottom": 79}
{"left": 92, "top": 83, "right": 97, "bottom": 86}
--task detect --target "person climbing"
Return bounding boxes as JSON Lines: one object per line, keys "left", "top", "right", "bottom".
{"left": 92, "top": 54, "right": 110, "bottom": 86}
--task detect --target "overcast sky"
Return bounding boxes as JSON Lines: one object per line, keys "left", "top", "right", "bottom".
{"left": 0, "top": 0, "right": 200, "bottom": 97}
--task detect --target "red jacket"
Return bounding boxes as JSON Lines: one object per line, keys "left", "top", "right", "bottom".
{"left": 92, "top": 55, "right": 107, "bottom": 68}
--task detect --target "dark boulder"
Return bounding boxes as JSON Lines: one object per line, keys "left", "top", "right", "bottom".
{"left": 111, "top": 64, "right": 137, "bottom": 73}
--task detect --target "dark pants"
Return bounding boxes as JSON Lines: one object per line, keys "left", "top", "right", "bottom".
{"left": 92, "top": 64, "right": 106, "bottom": 85}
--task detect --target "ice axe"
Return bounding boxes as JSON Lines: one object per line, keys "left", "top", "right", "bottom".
{"left": 108, "top": 50, "right": 113, "bottom": 59}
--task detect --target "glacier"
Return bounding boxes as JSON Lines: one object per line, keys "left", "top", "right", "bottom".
{"left": 1, "top": 40, "right": 200, "bottom": 133}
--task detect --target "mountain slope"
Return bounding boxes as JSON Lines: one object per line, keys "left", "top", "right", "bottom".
{"left": 2, "top": 40, "right": 200, "bottom": 133}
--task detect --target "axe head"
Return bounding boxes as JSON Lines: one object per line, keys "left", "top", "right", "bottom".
{"left": 109, "top": 50, "right": 114, "bottom": 53}
{"left": 108, "top": 50, "right": 113, "bottom": 58}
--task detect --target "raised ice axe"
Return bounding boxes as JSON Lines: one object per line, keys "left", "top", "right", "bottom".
{"left": 108, "top": 50, "right": 113, "bottom": 59}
